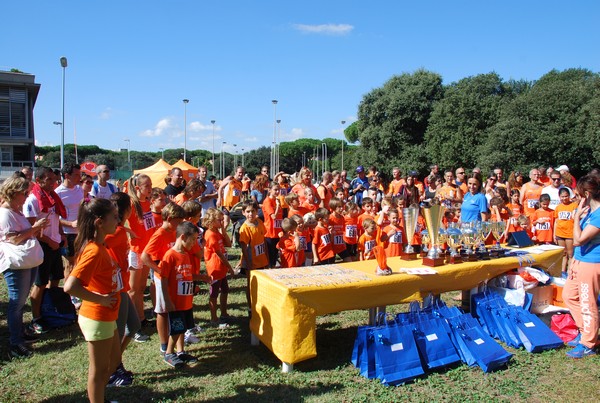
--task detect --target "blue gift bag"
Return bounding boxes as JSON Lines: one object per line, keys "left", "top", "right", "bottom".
{"left": 413, "top": 316, "right": 461, "bottom": 369}
{"left": 372, "top": 322, "right": 425, "bottom": 385}
{"left": 458, "top": 326, "right": 513, "bottom": 372}
{"left": 357, "top": 327, "right": 377, "bottom": 379}
{"left": 509, "top": 307, "right": 564, "bottom": 352}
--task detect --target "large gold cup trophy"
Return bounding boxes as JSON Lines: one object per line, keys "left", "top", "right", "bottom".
{"left": 423, "top": 204, "right": 446, "bottom": 267}
{"left": 401, "top": 206, "right": 419, "bottom": 260}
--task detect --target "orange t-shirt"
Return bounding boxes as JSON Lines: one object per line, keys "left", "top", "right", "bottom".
{"left": 173, "top": 193, "right": 191, "bottom": 205}
{"left": 328, "top": 213, "right": 347, "bottom": 254}
{"left": 521, "top": 183, "right": 543, "bottom": 217}
{"left": 357, "top": 212, "right": 375, "bottom": 236}
{"left": 301, "top": 198, "right": 319, "bottom": 213}
{"left": 409, "top": 215, "right": 427, "bottom": 246}
{"left": 239, "top": 219, "right": 269, "bottom": 269}
{"left": 71, "top": 242, "right": 122, "bottom": 322}
{"left": 297, "top": 227, "right": 310, "bottom": 264}
{"left": 105, "top": 225, "right": 130, "bottom": 292}
{"left": 358, "top": 231, "right": 379, "bottom": 260}
{"left": 278, "top": 185, "right": 291, "bottom": 208}
{"left": 291, "top": 184, "right": 319, "bottom": 205}
{"left": 223, "top": 179, "right": 243, "bottom": 208}
{"left": 343, "top": 215, "right": 359, "bottom": 244}
{"left": 143, "top": 227, "right": 177, "bottom": 278}
{"left": 152, "top": 211, "right": 163, "bottom": 228}
{"left": 188, "top": 242, "right": 202, "bottom": 276}
{"left": 382, "top": 224, "right": 403, "bottom": 257}
{"left": 554, "top": 202, "right": 577, "bottom": 239}
{"left": 531, "top": 208, "right": 554, "bottom": 243}
{"left": 262, "top": 196, "right": 283, "bottom": 239}
{"left": 313, "top": 225, "right": 334, "bottom": 262}
{"left": 127, "top": 200, "right": 155, "bottom": 254}
{"left": 277, "top": 234, "right": 301, "bottom": 268}
{"left": 317, "top": 184, "right": 334, "bottom": 212}
{"left": 287, "top": 205, "right": 309, "bottom": 219}
{"left": 506, "top": 202, "right": 523, "bottom": 233}
{"left": 204, "top": 229, "right": 229, "bottom": 280}
{"left": 387, "top": 179, "right": 406, "bottom": 197}
{"left": 159, "top": 248, "right": 194, "bottom": 311}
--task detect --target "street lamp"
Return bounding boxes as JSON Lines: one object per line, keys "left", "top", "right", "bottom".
{"left": 124, "top": 138, "right": 131, "bottom": 171}
{"left": 276, "top": 119, "right": 281, "bottom": 174}
{"left": 159, "top": 147, "right": 164, "bottom": 160}
{"left": 53, "top": 122, "right": 62, "bottom": 162}
{"left": 220, "top": 141, "right": 227, "bottom": 179}
{"left": 211, "top": 120, "right": 216, "bottom": 175}
{"left": 183, "top": 99, "right": 189, "bottom": 162}
{"left": 271, "top": 100, "right": 278, "bottom": 178}
{"left": 59, "top": 56, "right": 67, "bottom": 169}
{"left": 241, "top": 148, "right": 245, "bottom": 167}
{"left": 340, "top": 120, "right": 346, "bottom": 171}
{"left": 302, "top": 151, "right": 306, "bottom": 168}
{"left": 233, "top": 144, "right": 237, "bottom": 170}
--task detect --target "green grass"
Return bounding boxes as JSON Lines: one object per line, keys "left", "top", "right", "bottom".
{"left": 1, "top": 248, "right": 600, "bottom": 402}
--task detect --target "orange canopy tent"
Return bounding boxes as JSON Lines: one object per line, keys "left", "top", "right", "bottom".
{"left": 133, "top": 159, "right": 173, "bottom": 189}
{"left": 172, "top": 159, "right": 198, "bottom": 182}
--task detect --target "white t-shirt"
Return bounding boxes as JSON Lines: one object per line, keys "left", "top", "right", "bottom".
{"left": 0, "top": 207, "right": 32, "bottom": 241}
{"left": 541, "top": 185, "right": 574, "bottom": 211}
{"left": 23, "top": 194, "right": 61, "bottom": 243}
{"left": 200, "top": 180, "right": 217, "bottom": 217}
{"left": 55, "top": 184, "right": 84, "bottom": 234}
{"left": 90, "top": 181, "right": 116, "bottom": 199}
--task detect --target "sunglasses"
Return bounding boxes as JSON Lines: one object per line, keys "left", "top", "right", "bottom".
{"left": 551, "top": 177, "right": 561, "bottom": 181}
{"left": 457, "top": 171, "right": 465, "bottom": 175}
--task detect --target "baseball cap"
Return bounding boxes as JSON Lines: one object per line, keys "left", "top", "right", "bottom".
{"left": 356, "top": 165, "right": 364, "bottom": 173}
{"left": 408, "top": 170, "right": 418, "bottom": 177}
{"left": 556, "top": 165, "right": 569, "bottom": 172}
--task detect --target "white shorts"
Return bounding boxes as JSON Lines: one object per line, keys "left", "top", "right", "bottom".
{"left": 153, "top": 274, "right": 168, "bottom": 314}
{"left": 128, "top": 250, "right": 142, "bottom": 270}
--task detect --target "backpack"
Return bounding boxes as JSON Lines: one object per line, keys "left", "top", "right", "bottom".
{"left": 41, "top": 287, "right": 77, "bottom": 328}
{"left": 92, "top": 181, "right": 116, "bottom": 196}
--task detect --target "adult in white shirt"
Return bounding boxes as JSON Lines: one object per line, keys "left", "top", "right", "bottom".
{"left": 90, "top": 164, "right": 116, "bottom": 199}
{"left": 197, "top": 166, "right": 217, "bottom": 217}
{"left": 55, "top": 163, "right": 84, "bottom": 275}
{"left": 542, "top": 170, "right": 574, "bottom": 210}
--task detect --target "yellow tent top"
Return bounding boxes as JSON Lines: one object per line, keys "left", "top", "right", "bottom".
{"left": 172, "top": 159, "right": 199, "bottom": 181}
{"left": 133, "top": 158, "right": 173, "bottom": 189}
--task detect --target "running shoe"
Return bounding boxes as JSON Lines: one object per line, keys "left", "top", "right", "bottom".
{"left": 177, "top": 352, "right": 199, "bottom": 366}
{"left": 29, "top": 320, "right": 49, "bottom": 334}
{"left": 133, "top": 331, "right": 150, "bottom": 343}
{"left": 9, "top": 343, "right": 33, "bottom": 359}
{"left": 184, "top": 329, "right": 200, "bottom": 345}
{"left": 107, "top": 371, "right": 133, "bottom": 387}
{"left": 566, "top": 333, "right": 581, "bottom": 347}
{"left": 164, "top": 353, "right": 185, "bottom": 368}
{"left": 566, "top": 343, "right": 596, "bottom": 359}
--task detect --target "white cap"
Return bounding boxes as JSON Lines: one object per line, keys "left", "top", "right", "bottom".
{"left": 556, "top": 165, "right": 569, "bottom": 172}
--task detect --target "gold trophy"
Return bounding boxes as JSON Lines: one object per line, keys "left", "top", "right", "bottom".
{"left": 423, "top": 204, "right": 446, "bottom": 267}
{"left": 401, "top": 206, "right": 419, "bottom": 260}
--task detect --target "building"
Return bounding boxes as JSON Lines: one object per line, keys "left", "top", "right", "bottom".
{"left": 0, "top": 70, "right": 40, "bottom": 173}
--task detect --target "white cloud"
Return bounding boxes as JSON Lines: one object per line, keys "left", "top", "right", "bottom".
{"left": 140, "top": 118, "right": 175, "bottom": 137}
{"left": 100, "top": 107, "right": 114, "bottom": 120}
{"left": 189, "top": 121, "right": 222, "bottom": 132}
{"left": 292, "top": 23, "right": 354, "bottom": 36}
{"left": 282, "top": 128, "right": 305, "bottom": 141}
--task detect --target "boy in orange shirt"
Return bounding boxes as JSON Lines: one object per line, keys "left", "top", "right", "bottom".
{"left": 381, "top": 209, "right": 403, "bottom": 257}
{"left": 358, "top": 218, "right": 387, "bottom": 260}
{"left": 141, "top": 203, "right": 186, "bottom": 355}
{"left": 285, "top": 192, "right": 308, "bottom": 218}
{"left": 357, "top": 197, "right": 375, "bottom": 236}
{"left": 238, "top": 200, "right": 268, "bottom": 310}
{"left": 376, "top": 197, "right": 393, "bottom": 228}
{"left": 289, "top": 214, "right": 309, "bottom": 266}
{"left": 329, "top": 198, "right": 352, "bottom": 262}
{"left": 277, "top": 218, "right": 302, "bottom": 268}
{"left": 531, "top": 194, "right": 555, "bottom": 244}
{"left": 343, "top": 201, "right": 360, "bottom": 261}
{"left": 160, "top": 221, "right": 202, "bottom": 368}
{"left": 312, "top": 207, "right": 335, "bottom": 265}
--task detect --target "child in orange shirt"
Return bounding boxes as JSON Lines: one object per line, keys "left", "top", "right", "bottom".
{"left": 376, "top": 197, "right": 393, "bottom": 228}
{"left": 160, "top": 221, "right": 202, "bottom": 368}
{"left": 343, "top": 201, "right": 360, "bottom": 261}
{"left": 64, "top": 198, "right": 122, "bottom": 403}
{"left": 531, "top": 194, "right": 554, "bottom": 244}
{"left": 141, "top": 203, "right": 186, "bottom": 355}
{"left": 150, "top": 187, "right": 167, "bottom": 227}
{"left": 506, "top": 189, "right": 524, "bottom": 233}
{"left": 357, "top": 197, "right": 375, "bottom": 236}
{"left": 285, "top": 192, "right": 308, "bottom": 218}
{"left": 238, "top": 200, "right": 268, "bottom": 310}
{"left": 329, "top": 198, "right": 351, "bottom": 262}
{"left": 302, "top": 187, "right": 319, "bottom": 213}
{"left": 358, "top": 218, "right": 387, "bottom": 260}
{"left": 312, "top": 207, "right": 335, "bottom": 265}
{"left": 203, "top": 208, "right": 234, "bottom": 326}
{"left": 381, "top": 209, "right": 403, "bottom": 257}
{"left": 277, "top": 218, "right": 302, "bottom": 268}
{"left": 262, "top": 182, "right": 283, "bottom": 268}
{"left": 489, "top": 196, "right": 510, "bottom": 244}
{"left": 554, "top": 187, "right": 577, "bottom": 276}
{"left": 290, "top": 214, "right": 309, "bottom": 266}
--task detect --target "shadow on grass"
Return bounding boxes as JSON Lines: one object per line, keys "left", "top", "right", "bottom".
{"left": 203, "top": 382, "right": 345, "bottom": 402}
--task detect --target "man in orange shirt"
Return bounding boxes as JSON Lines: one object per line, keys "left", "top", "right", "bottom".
{"left": 454, "top": 167, "right": 468, "bottom": 195}
{"left": 217, "top": 166, "right": 245, "bottom": 228}
{"left": 520, "top": 168, "right": 544, "bottom": 217}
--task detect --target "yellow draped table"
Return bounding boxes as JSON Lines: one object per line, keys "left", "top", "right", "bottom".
{"left": 249, "top": 247, "right": 563, "bottom": 371}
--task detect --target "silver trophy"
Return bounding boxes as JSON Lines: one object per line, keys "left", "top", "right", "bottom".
{"left": 402, "top": 206, "right": 419, "bottom": 255}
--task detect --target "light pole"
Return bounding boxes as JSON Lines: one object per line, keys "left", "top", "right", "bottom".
{"left": 159, "top": 147, "right": 164, "bottom": 160}
{"left": 233, "top": 144, "right": 237, "bottom": 170}
{"left": 211, "top": 120, "right": 216, "bottom": 175}
{"left": 302, "top": 151, "right": 306, "bottom": 168}
{"left": 182, "top": 99, "right": 189, "bottom": 162}
{"left": 340, "top": 120, "right": 346, "bottom": 171}
{"left": 321, "top": 142, "right": 328, "bottom": 174}
{"left": 53, "top": 122, "right": 62, "bottom": 163}
{"left": 59, "top": 56, "right": 67, "bottom": 169}
{"left": 241, "top": 148, "right": 245, "bottom": 167}
{"left": 271, "top": 100, "right": 278, "bottom": 178}
{"left": 276, "top": 119, "right": 281, "bottom": 174}
{"left": 124, "top": 138, "right": 131, "bottom": 171}
{"left": 220, "top": 141, "right": 227, "bottom": 179}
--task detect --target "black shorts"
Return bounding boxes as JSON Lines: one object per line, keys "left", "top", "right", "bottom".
{"left": 35, "top": 243, "right": 64, "bottom": 286}
{"left": 345, "top": 243, "right": 358, "bottom": 257}
{"left": 168, "top": 309, "right": 194, "bottom": 336}
{"left": 317, "top": 257, "right": 335, "bottom": 265}
{"left": 336, "top": 248, "right": 351, "bottom": 260}
{"left": 65, "top": 234, "right": 77, "bottom": 257}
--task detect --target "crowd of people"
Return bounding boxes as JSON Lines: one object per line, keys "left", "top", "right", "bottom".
{"left": 1, "top": 160, "right": 599, "bottom": 402}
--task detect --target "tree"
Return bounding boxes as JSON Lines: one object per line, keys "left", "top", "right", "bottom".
{"left": 344, "top": 121, "right": 359, "bottom": 143}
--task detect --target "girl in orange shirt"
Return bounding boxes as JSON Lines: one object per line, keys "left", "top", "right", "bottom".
{"left": 554, "top": 187, "right": 577, "bottom": 276}
{"left": 506, "top": 189, "right": 524, "bottom": 233}
{"left": 64, "top": 198, "right": 121, "bottom": 403}
{"left": 343, "top": 201, "right": 360, "bottom": 261}
{"left": 531, "top": 194, "right": 555, "bottom": 244}
{"left": 262, "top": 183, "right": 283, "bottom": 268}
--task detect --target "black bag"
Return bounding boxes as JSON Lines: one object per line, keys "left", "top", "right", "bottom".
{"left": 506, "top": 231, "right": 534, "bottom": 248}
{"left": 41, "top": 287, "right": 77, "bottom": 328}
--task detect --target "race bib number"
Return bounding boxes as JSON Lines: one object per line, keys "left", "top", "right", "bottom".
{"left": 536, "top": 222, "right": 550, "bottom": 231}
{"left": 299, "top": 236, "right": 308, "bottom": 251}
{"left": 345, "top": 225, "right": 357, "bottom": 238}
{"left": 390, "top": 231, "right": 403, "bottom": 244}
{"left": 232, "top": 189, "right": 241, "bottom": 197}
{"left": 527, "top": 199, "right": 539, "bottom": 209}
{"left": 509, "top": 217, "right": 518, "bottom": 225}
{"left": 558, "top": 211, "right": 572, "bottom": 220}
{"left": 113, "top": 270, "right": 124, "bottom": 292}
{"left": 142, "top": 211, "right": 156, "bottom": 231}
{"left": 320, "top": 233, "right": 331, "bottom": 246}
{"left": 274, "top": 219, "right": 282, "bottom": 229}
{"left": 254, "top": 243, "right": 265, "bottom": 257}
{"left": 334, "top": 235, "right": 344, "bottom": 245}
{"left": 177, "top": 281, "right": 194, "bottom": 296}
{"left": 365, "top": 240, "right": 375, "bottom": 253}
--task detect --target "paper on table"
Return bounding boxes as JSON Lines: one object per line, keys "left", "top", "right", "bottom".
{"left": 399, "top": 267, "right": 438, "bottom": 275}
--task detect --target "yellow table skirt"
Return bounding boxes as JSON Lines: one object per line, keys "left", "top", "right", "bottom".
{"left": 249, "top": 247, "right": 563, "bottom": 365}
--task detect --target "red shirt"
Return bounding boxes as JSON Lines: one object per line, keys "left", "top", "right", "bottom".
{"left": 277, "top": 234, "right": 301, "bottom": 268}
{"left": 105, "top": 225, "right": 130, "bottom": 292}
{"left": 127, "top": 200, "right": 156, "bottom": 254}
{"left": 531, "top": 208, "right": 554, "bottom": 243}
{"left": 262, "top": 196, "right": 283, "bottom": 239}
{"left": 143, "top": 226, "right": 177, "bottom": 278}
{"left": 159, "top": 248, "right": 194, "bottom": 311}
{"left": 204, "top": 229, "right": 228, "bottom": 281}
{"left": 343, "top": 215, "right": 359, "bottom": 244}
{"left": 328, "top": 213, "right": 347, "bottom": 254}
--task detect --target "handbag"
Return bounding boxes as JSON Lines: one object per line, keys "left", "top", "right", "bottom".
{"left": 0, "top": 238, "right": 44, "bottom": 273}
{"left": 457, "top": 326, "right": 513, "bottom": 372}
{"left": 412, "top": 315, "right": 462, "bottom": 369}
{"left": 509, "top": 307, "right": 564, "bottom": 353}
{"left": 550, "top": 313, "right": 579, "bottom": 343}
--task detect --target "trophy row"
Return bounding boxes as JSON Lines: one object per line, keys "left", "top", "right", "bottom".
{"left": 402, "top": 205, "right": 508, "bottom": 267}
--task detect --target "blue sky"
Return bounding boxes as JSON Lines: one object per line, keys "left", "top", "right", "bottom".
{"left": 3, "top": 1, "right": 599, "bottom": 156}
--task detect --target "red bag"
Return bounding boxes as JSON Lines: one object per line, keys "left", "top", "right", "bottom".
{"left": 550, "top": 313, "right": 578, "bottom": 343}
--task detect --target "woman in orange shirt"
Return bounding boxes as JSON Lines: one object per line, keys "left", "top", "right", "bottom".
{"left": 64, "top": 198, "right": 121, "bottom": 403}
{"left": 554, "top": 188, "right": 578, "bottom": 277}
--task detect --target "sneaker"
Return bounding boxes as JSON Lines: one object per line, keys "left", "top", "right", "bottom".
{"left": 191, "top": 324, "right": 204, "bottom": 334}
{"left": 22, "top": 332, "right": 40, "bottom": 345}
{"left": 8, "top": 343, "right": 32, "bottom": 359}
{"left": 133, "top": 331, "right": 149, "bottom": 343}
{"left": 160, "top": 348, "right": 167, "bottom": 357}
{"left": 107, "top": 371, "right": 133, "bottom": 387}
{"left": 567, "top": 333, "right": 581, "bottom": 347}
{"left": 164, "top": 353, "right": 185, "bottom": 368}
{"left": 117, "top": 362, "right": 133, "bottom": 378}
{"left": 184, "top": 330, "right": 200, "bottom": 345}
{"left": 566, "top": 343, "right": 596, "bottom": 359}
{"left": 177, "top": 352, "right": 198, "bottom": 366}
{"left": 29, "top": 320, "right": 49, "bottom": 335}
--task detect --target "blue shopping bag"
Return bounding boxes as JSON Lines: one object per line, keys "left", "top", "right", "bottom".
{"left": 458, "top": 326, "right": 513, "bottom": 372}
{"left": 447, "top": 314, "right": 483, "bottom": 366}
{"left": 372, "top": 322, "right": 425, "bottom": 385}
{"left": 354, "top": 327, "right": 377, "bottom": 379}
{"left": 413, "top": 316, "right": 461, "bottom": 369}
{"left": 493, "top": 306, "right": 523, "bottom": 348}
{"left": 509, "top": 307, "right": 564, "bottom": 353}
